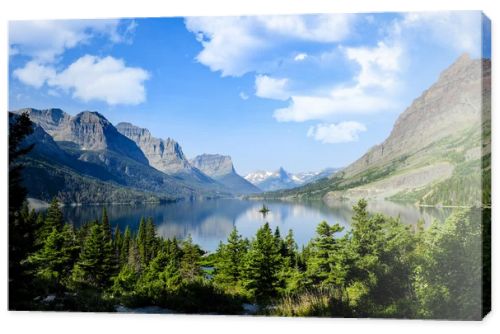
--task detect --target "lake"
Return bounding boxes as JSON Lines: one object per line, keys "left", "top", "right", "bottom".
{"left": 58, "top": 199, "right": 453, "bottom": 252}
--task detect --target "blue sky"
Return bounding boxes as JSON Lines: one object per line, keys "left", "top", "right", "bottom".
{"left": 8, "top": 12, "right": 490, "bottom": 175}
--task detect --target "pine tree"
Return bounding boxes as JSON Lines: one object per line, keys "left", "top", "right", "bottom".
{"left": 71, "top": 222, "right": 114, "bottom": 289}
{"left": 101, "top": 207, "right": 112, "bottom": 243}
{"left": 121, "top": 226, "right": 132, "bottom": 265}
{"left": 180, "top": 235, "right": 202, "bottom": 282}
{"left": 243, "top": 223, "right": 283, "bottom": 301}
{"left": 137, "top": 217, "right": 147, "bottom": 267}
{"left": 214, "top": 227, "right": 248, "bottom": 287}
{"left": 37, "top": 199, "right": 64, "bottom": 244}
{"left": 27, "top": 224, "right": 79, "bottom": 292}
{"left": 306, "top": 221, "right": 346, "bottom": 286}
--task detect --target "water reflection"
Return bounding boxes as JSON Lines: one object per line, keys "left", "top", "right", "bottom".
{"left": 59, "top": 199, "right": 453, "bottom": 252}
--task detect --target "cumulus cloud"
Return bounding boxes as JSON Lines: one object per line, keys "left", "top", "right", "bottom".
{"left": 307, "top": 121, "right": 367, "bottom": 144}
{"left": 9, "top": 19, "right": 135, "bottom": 63}
{"left": 273, "top": 42, "right": 402, "bottom": 122}
{"left": 255, "top": 75, "right": 290, "bottom": 101}
{"left": 185, "top": 14, "right": 353, "bottom": 76}
{"left": 345, "top": 41, "right": 402, "bottom": 89}
{"left": 294, "top": 53, "right": 308, "bottom": 61}
{"left": 13, "top": 61, "right": 56, "bottom": 88}
{"left": 239, "top": 92, "right": 249, "bottom": 100}
{"left": 13, "top": 55, "right": 150, "bottom": 105}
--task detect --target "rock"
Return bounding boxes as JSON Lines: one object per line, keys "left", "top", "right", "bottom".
{"left": 191, "top": 154, "right": 260, "bottom": 194}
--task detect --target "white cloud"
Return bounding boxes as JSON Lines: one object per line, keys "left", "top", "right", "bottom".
{"left": 273, "top": 42, "right": 402, "bottom": 122}
{"left": 255, "top": 75, "right": 290, "bottom": 101}
{"left": 307, "top": 121, "right": 367, "bottom": 144}
{"left": 345, "top": 41, "right": 402, "bottom": 89}
{"left": 401, "top": 12, "right": 482, "bottom": 56}
{"left": 274, "top": 88, "right": 394, "bottom": 122}
{"left": 239, "top": 92, "right": 249, "bottom": 100}
{"left": 13, "top": 61, "right": 55, "bottom": 88}
{"left": 9, "top": 19, "right": 130, "bottom": 63}
{"left": 13, "top": 55, "right": 150, "bottom": 105}
{"left": 294, "top": 53, "right": 308, "bottom": 61}
{"left": 185, "top": 14, "right": 353, "bottom": 77}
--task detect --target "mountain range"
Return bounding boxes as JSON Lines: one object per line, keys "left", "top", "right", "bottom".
{"left": 255, "top": 54, "right": 491, "bottom": 207}
{"left": 11, "top": 54, "right": 490, "bottom": 208}
{"left": 244, "top": 167, "right": 339, "bottom": 192}
{"left": 11, "top": 108, "right": 263, "bottom": 204}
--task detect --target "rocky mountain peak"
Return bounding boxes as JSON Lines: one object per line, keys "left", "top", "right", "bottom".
{"left": 190, "top": 154, "right": 235, "bottom": 178}
{"left": 116, "top": 122, "right": 191, "bottom": 174}
{"left": 13, "top": 108, "right": 71, "bottom": 134}
{"left": 343, "top": 54, "right": 487, "bottom": 178}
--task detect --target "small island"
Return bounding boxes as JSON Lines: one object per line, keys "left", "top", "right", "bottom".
{"left": 258, "top": 204, "right": 270, "bottom": 215}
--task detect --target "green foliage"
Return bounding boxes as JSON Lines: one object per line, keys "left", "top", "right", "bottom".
{"left": 414, "top": 209, "right": 483, "bottom": 319}
{"left": 243, "top": 223, "right": 283, "bottom": 301}
{"left": 27, "top": 224, "right": 79, "bottom": 292}
{"left": 213, "top": 227, "right": 248, "bottom": 289}
{"left": 9, "top": 196, "right": 488, "bottom": 318}
{"left": 305, "top": 221, "right": 347, "bottom": 287}
{"left": 71, "top": 221, "right": 115, "bottom": 290}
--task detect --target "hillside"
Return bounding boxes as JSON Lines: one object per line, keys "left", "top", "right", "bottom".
{"left": 256, "top": 54, "right": 491, "bottom": 207}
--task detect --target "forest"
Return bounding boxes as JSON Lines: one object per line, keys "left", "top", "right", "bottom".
{"left": 9, "top": 113, "right": 490, "bottom": 320}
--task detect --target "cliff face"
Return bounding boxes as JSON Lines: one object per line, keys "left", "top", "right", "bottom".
{"left": 263, "top": 54, "right": 490, "bottom": 207}
{"left": 190, "top": 154, "right": 235, "bottom": 178}
{"left": 343, "top": 54, "right": 485, "bottom": 178}
{"left": 15, "top": 108, "right": 148, "bottom": 164}
{"left": 116, "top": 122, "right": 191, "bottom": 174}
{"left": 191, "top": 154, "right": 261, "bottom": 194}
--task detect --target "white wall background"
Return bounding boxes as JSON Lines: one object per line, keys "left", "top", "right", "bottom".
{"left": 1, "top": 0, "right": 498, "bottom": 333}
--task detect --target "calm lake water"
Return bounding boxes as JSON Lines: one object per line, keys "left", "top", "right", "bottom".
{"left": 58, "top": 199, "right": 453, "bottom": 252}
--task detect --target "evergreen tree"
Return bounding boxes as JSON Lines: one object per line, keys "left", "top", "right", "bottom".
{"left": 114, "top": 225, "right": 123, "bottom": 254}
{"left": 71, "top": 222, "right": 114, "bottom": 289}
{"left": 214, "top": 227, "right": 248, "bottom": 287}
{"left": 9, "top": 112, "right": 34, "bottom": 214}
{"left": 101, "top": 207, "right": 112, "bottom": 243}
{"left": 180, "top": 235, "right": 202, "bottom": 282}
{"left": 306, "top": 221, "right": 346, "bottom": 287}
{"left": 121, "top": 226, "right": 132, "bottom": 265}
{"left": 243, "top": 223, "right": 283, "bottom": 301}
{"left": 137, "top": 217, "right": 147, "bottom": 267}
{"left": 27, "top": 224, "right": 79, "bottom": 292}
{"left": 37, "top": 199, "right": 64, "bottom": 244}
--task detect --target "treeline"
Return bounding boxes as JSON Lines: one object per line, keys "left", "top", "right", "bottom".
{"left": 10, "top": 199, "right": 488, "bottom": 319}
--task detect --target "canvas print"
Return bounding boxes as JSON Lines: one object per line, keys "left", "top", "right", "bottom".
{"left": 8, "top": 11, "right": 491, "bottom": 319}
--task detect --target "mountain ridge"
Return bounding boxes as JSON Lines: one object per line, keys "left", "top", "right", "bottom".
{"left": 190, "top": 154, "right": 260, "bottom": 194}
{"left": 253, "top": 54, "right": 491, "bottom": 207}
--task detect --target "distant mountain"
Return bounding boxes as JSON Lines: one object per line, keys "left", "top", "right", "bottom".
{"left": 116, "top": 122, "right": 221, "bottom": 190}
{"left": 292, "top": 167, "right": 340, "bottom": 184}
{"left": 245, "top": 167, "right": 299, "bottom": 192}
{"left": 257, "top": 54, "right": 491, "bottom": 207}
{"left": 190, "top": 154, "right": 261, "bottom": 194}
{"left": 245, "top": 167, "right": 339, "bottom": 192}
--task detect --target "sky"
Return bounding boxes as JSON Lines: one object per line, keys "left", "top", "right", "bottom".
{"left": 8, "top": 12, "right": 491, "bottom": 175}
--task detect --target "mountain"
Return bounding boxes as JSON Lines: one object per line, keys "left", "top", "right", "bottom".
{"left": 190, "top": 154, "right": 260, "bottom": 194}
{"left": 12, "top": 108, "right": 206, "bottom": 203}
{"left": 256, "top": 54, "right": 491, "bottom": 207}
{"left": 115, "top": 122, "right": 221, "bottom": 190}
{"left": 244, "top": 167, "right": 300, "bottom": 191}
{"left": 19, "top": 108, "right": 148, "bottom": 164}
{"left": 245, "top": 167, "right": 339, "bottom": 191}
{"left": 292, "top": 168, "right": 340, "bottom": 184}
